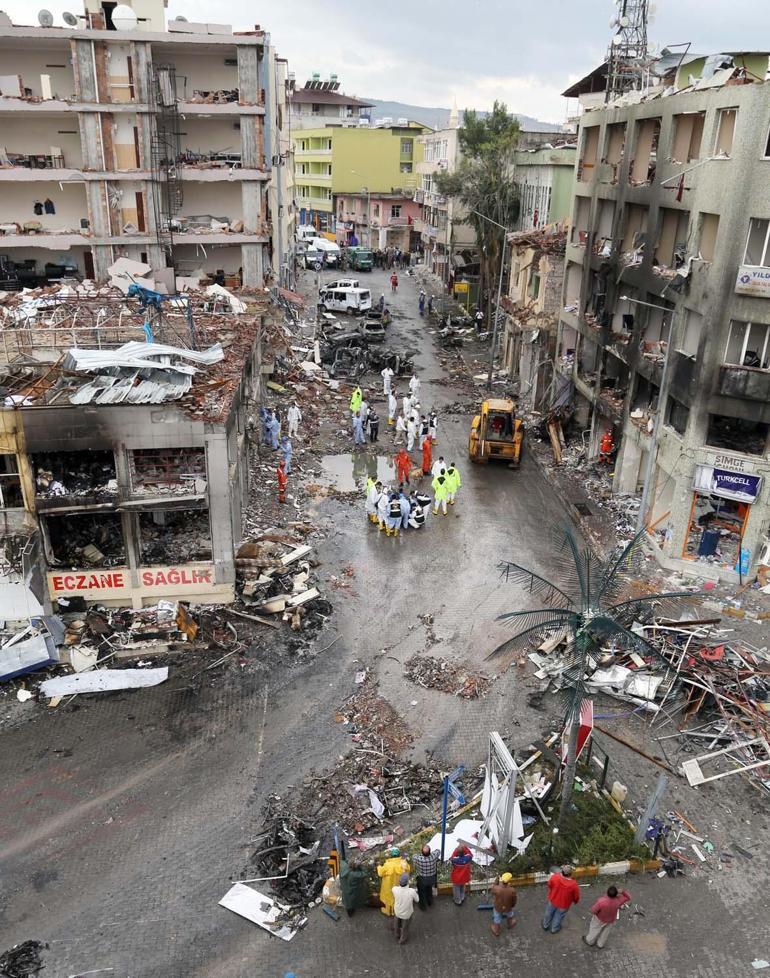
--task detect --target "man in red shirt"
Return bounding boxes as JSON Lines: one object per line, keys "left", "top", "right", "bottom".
{"left": 583, "top": 884, "right": 631, "bottom": 948}
{"left": 450, "top": 843, "right": 473, "bottom": 905}
{"left": 542, "top": 864, "right": 580, "bottom": 933}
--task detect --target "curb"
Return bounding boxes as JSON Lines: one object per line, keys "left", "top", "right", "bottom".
{"left": 435, "top": 858, "right": 661, "bottom": 895}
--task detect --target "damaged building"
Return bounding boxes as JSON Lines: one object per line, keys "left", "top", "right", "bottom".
{"left": 557, "top": 50, "right": 770, "bottom": 581}
{"left": 501, "top": 223, "right": 567, "bottom": 411}
{"left": 1, "top": 288, "right": 268, "bottom": 609}
{"left": 0, "top": 0, "right": 294, "bottom": 288}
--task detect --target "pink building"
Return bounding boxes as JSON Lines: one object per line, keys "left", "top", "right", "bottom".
{"left": 335, "top": 193, "right": 422, "bottom": 252}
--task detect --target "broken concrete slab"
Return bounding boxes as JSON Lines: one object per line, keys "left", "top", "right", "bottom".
{"left": 107, "top": 257, "right": 153, "bottom": 294}
{"left": 39, "top": 667, "right": 169, "bottom": 697}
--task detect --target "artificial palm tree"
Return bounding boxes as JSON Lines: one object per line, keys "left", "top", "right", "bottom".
{"left": 490, "top": 527, "right": 696, "bottom": 825}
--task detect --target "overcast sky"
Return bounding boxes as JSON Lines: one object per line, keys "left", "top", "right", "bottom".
{"left": 3, "top": 0, "right": 766, "bottom": 122}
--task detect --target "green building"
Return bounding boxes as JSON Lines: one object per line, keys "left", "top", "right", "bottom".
{"left": 293, "top": 122, "right": 428, "bottom": 231}
{"left": 513, "top": 143, "right": 577, "bottom": 231}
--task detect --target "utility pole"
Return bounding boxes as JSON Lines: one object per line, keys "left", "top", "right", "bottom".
{"left": 472, "top": 209, "right": 511, "bottom": 392}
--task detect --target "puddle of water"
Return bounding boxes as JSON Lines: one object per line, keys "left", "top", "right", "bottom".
{"left": 320, "top": 453, "right": 396, "bottom": 492}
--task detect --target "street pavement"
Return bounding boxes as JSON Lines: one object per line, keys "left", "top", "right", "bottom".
{"left": 0, "top": 267, "right": 768, "bottom": 977}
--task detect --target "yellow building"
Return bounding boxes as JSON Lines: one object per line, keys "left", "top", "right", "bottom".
{"left": 293, "top": 123, "right": 428, "bottom": 231}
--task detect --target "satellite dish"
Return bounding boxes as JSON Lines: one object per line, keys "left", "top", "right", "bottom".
{"left": 37, "top": 8, "right": 54, "bottom": 26}
{"left": 174, "top": 14, "right": 188, "bottom": 21}
{"left": 111, "top": 3, "right": 138, "bottom": 29}
{"left": 62, "top": 10, "right": 78, "bottom": 25}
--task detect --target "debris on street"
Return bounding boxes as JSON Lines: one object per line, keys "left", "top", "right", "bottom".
{"left": 219, "top": 882, "right": 304, "bottom": 941}
{"left": 404, "top": 655, "right": 493, "bottom": 699}
{"left": 0, "top": 940, "right": 45, "bottom": 978}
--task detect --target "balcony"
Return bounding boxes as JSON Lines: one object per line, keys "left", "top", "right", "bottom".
{"left": 718, "top": 364, "right": 770, "bottom": 403}
{"left": 295, "top": 146, "right": 332, "bottom": 157}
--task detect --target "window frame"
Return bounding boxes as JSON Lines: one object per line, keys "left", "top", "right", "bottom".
{"left": 743, "top": 218, "right": 770, "bottom": 267}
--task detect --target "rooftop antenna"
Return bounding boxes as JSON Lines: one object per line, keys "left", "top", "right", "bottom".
{"left": 605, "top": 0, "right": 649, "bottom": 102}
{"left": 37, "top": 8, "right": 54, "bottom": 26}
{"left": 62, "top": 10, "right": 78, "bottom": 25}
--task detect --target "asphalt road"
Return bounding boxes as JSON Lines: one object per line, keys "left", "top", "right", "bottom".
{"left": 0, "top": 267, "right": 767, "bottom": 978}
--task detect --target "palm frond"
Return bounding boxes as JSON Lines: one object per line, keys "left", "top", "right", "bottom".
{"left": 609, "top": 590, "right": 701, "bottom": 618}
{"left": 498, "top": 560, "right": 576, "bottom": 607}
{"left": 583, "top": 615, "right": 668, "bottom": 665}
{"left": 562, "top": 528, "right": 589, "bottom": 606}
{"left": 485, "top": 613, "right": 576, "bottom": 660}
{"left": 496, "top": 607, "right": 575, "bottom": 628}
{"left": 595, "top": 531, "right": 648, "bottom": 604}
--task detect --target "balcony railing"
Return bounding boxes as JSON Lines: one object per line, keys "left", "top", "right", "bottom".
{"left": 718, "top": 363, "right": 770, "bottom": 402}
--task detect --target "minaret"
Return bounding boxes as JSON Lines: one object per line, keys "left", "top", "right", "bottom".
{"left": 448, "top": 97, "right": 459, "bottom": 129}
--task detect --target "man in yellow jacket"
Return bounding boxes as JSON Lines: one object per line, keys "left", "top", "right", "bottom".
{"left": 432, "top": 471, "right": 449, "bottom": 516}
{"left": 377, "top": 848, "right": 411, "bottom": 922}
{"left": 445, "top": 462, "right": 462, "bottom": 506}
{"left": 349, "top": 386, "right": 363, "bottom": 417}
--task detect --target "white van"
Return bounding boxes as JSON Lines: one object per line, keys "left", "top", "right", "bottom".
{"left": 322, "top": 278, "right": 360, "bottom": 291}
{"left": 296, "top": 225, "right": 318, "bottom": 242}
{"left": 310, "top": 237, "right": 341, "bottom": 266}
{"left": 319, "top": 285, "right": 372, "bottom": 314}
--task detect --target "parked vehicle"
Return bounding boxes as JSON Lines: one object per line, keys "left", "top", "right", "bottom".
{"left": 318, "top": 285, "right": 372, "bottom": 314}
{"left": 345, "top": 246, "right": 373, "bottom": 271}
{"left": 359, "top": 318, "right": 386, "bottom": 342}
{"left": 309, "top": 237, "right": 341, "bottom": 266}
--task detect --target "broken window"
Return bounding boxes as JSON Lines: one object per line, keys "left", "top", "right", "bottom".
{"left": 621, "top": 203, "right": 648, "bottom": 254}
{"left": 630, "top": 374, "right": 659, "bottom": 423}
{"left": 765, "top": 126, "right": 770, "bottom": 159}
{"left": 46, "top": 512, "right": 126, "bottom": 566}
{"left": 139, "top": 509, "right": 212, "bottom": 565}
{"left": 129, "top": 448, "right": 207, "bottom": 496}
{"left": 671, "top": 112, "right": 705, "bottom": 163}
{"left": 678, "top": 308, "right": 703, "bottom": 358}
{"left": 594, "top": 200, "right": 615, "bottom": 257}
{"left": 558, "top": 323, "right": 577, "bottom": 365}
{"left": 698, "top": 213, "right": 720, "bottom": 262}
{"left": 583, "top": 269, "right": 609, "bottom": 329}
{"left": 684, "top": 491, "right": 749, "bottom": 567}
{"left": 666, "top": 396, "right": 690, "bottom": 436}
{"left": 724, "top": 321, "right": 770, "bottom": 369}
{"left": 654, "top": 208, "right": 690, "bottom": 269}
{"left": 628, "top": 118, "right": 661, "bottom": 185}
{"left": 32, "top": 450, "right": 117, "bottom": 501}
{"left": 706, "top": 415, "right": 769, "bottom": 456}
{"left": 601, "top": 350, "right": 629, "bottom": 397}
{"left": 578, "top": 335, "right": 599, "bottom": 384}
{"left": 528, "top": 271, "right": 541, "bottom": 299}
{"left": 578, "top": 126, "right": 599, "bottom": 182}
{"left": 571, "top": 196, "right": 590, "bottom": 246}
{"left": 714, "top": 108, "right": 738, "bottom": 157}
{"left": 564, "top": 262, "right": 582, "bottom": 308}
{"left": 611, "top": 293, "right": 637, "bottom": 337}
{"left": 0, "top": 454, "right": 23, "bottom": 509}
{"left": 743, "top": 218, "right": 770, "bottom": 267}
{"left": 602, "top": 123, "right": 626, "bottom": 181}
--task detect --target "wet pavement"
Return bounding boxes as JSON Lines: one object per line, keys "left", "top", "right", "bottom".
{"left": 1, "top": 268, "right": 768, "bottom": 977}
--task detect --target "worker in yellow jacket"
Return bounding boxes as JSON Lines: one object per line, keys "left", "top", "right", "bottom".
{"left": 377, "top": 848, "right": 411, "bottom": 918}
{"left": 432, "top": 472, "right": 449, "bottom": 516}
{"left": 445, "top": 462, "right": 462, "bottom": 506}
{"left": 349, "top": 386, "right": 363, "bottom": 417}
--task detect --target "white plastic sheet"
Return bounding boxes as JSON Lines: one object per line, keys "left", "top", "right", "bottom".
{"left": 39, "top": 667, "right": 168, "bottom": 697}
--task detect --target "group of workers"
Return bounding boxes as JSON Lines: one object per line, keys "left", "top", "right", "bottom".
{"left": 261, "top": 406, "right": 300, "bottom": 504}
{"left": 364, "top": 454, "right": 461, "bottom": 535}
{"left": 377, "top": 853, "right": 632, "bottom": 948}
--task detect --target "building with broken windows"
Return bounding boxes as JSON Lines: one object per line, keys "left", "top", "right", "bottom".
{"left": 0, "top": 286, "right": 268, "bottom": 611}
{"left": 0, "top": 0, "right": 292, "bottom": 289}
{"left": 556, "top": 51, "right": 770, "bottom": 581}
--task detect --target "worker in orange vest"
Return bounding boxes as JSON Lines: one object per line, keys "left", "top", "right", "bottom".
{"left": 599, "top": 430, "right": 614, "bottom": 464}
{"left": 422, "top": 436, "right": 432, "bottom": 476}
{"left": 395, "top": 447, "right": 412, "bottom": 486}
{"left": 277, "top": 458, "right": 288, "bottom": 503}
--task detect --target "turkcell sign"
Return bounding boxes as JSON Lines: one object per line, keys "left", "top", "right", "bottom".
{"left": 693, "top": 464, "right": 763, "bottom": 503}
{"left": 735, "top": 265, "right": 770, "bottom": 297}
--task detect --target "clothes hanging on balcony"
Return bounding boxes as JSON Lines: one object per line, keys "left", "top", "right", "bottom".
{"left": 44, "top": 198, "right": 55, "bottom": 214}
{"left": 33, "top": 201, "right": 43, "bottom": 215}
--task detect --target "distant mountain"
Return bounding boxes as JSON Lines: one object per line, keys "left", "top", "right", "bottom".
{"left": 363, "top": 99, "right": 564, "bottom": 133}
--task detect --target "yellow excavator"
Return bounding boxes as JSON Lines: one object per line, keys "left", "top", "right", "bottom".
{"left": 468, "top": 398, "right": 524, "bottom": 467}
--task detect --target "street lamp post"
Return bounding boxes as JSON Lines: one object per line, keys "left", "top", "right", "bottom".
{"left": 620, "top": 295, "right": 675, "bottom": 534}
{"left": 472, "top": 209, "right": 511, "bottom": 392}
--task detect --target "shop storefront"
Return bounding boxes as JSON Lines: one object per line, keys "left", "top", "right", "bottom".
{"left": 685, "top": 462, "right": 763, "bottom": 574}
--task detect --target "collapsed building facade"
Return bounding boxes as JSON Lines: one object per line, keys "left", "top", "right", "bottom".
{"left": 0, "top": 0, "right": 294, "bottom": 288}
{"left": 0, "top": 286, "right": 268, "bottom": 610}
{"left": 557, "top": 51, "right": 770, "bottom": 581}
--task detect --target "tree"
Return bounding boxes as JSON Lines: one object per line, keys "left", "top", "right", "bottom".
{"left": 490, "top": 528, "right": 696, "bottom": 825}
{"left": 435, "top": 101, "right": 520, "bottom": 321}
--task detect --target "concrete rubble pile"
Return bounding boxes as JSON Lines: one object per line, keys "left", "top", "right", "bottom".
{"left": 404, "top": 654, "right": 493, "bottom": 699}
{"left": 530, "top": 615, "right": 770, "bottom": 794}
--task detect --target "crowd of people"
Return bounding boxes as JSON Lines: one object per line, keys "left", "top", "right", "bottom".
{"left": 376, "top": 853, "right": 632, "bottom": 948}
{"left": 347, "top": 373, "right": 461, "bottom": 535}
